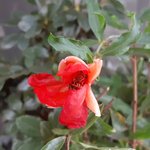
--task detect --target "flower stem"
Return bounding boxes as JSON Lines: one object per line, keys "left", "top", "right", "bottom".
{"left": 95, "top": 40, "right": 104, "bottom": 55}
{"left": 65, "top": 134, "right": 71, "bottom": 150}
{"left": 95, "top": 35, "right": 120, "bottom": 57}
{"left": 131, "top": 55, "right": 138, "bottom": 149}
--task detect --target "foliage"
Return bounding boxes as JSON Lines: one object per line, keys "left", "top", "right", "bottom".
{"left": 0, "top": 0, "right": 150, "bottom": 150}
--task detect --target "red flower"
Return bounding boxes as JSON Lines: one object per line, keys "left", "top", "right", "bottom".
{"left": 28, "top": 56, "right": 103, "bottom": 128}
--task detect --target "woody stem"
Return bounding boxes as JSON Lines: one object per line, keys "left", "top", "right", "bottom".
{"left": 65, "top": 134, "right": 71, "bottom": 150}
{"left": 131, "top": 55, "right": 138, "bottom": 149}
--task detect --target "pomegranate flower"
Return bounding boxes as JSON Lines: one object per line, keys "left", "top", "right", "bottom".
{"left": 28, "top": 56, "right": 103, "bottom": 128}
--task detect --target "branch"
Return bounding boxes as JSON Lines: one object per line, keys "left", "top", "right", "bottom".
{"left": 65, "top": 134, "right": 71, "bottom": 150}
{"left": 131, "top": 55, "right": 138, "bottom": 149}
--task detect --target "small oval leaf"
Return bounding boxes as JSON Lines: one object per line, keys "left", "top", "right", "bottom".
{"left": 41, "top": 136, "right": 65, "bottom": 150}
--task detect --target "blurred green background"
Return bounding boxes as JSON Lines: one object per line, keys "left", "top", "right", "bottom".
{"left": 0, "top": 0, "right": 150, "bottom": 150}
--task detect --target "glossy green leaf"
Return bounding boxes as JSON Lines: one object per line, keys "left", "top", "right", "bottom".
{"left": 48, "top": 33, "right": 92, "bottom": 60}
{"left": 79, "top": 142, "right": 134, "bottom": 150}
{"left": 87, "top": 0, "right": 106, "bottom": 41}
{"left": 100, "top": 13, "right": 140, "bottom": 56}
{"left": 16, "top": 115, "right": 41, "bottom": 137}
{"left": 41, "top": 136, "right": 65, "bottom": 150}
{"left": 79, "top": 142, "right": 101, "bottom": 149}
{"left": 18, "top": 138, "right": 42, "bottom": 150}
{"left": 98, "top": 118, "right": 113, "bottom": 134}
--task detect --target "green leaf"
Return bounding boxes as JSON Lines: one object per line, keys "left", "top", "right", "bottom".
{"left": 77, "top": 13, "right": 90, "bottom": 32}
{"left": 23, "top": 45, "right": 49, "bottom": 68}
{"left": 133, "top": 123, "right": 150, "bottom": 139}
{"left": 40, "top": 121, "right": 53, "bottom": 140}
{"left": 79, "top": 142, "right": 101, "bottom": 149}
{"left": 100, "top": 13, "right": 140, "bottom": 56}
{"left": 137, "top": 33, "right": 150, "bottom": 45}
{"left": 110, "top": 110, "right": 126, "bottom": 132}
{"left": 35, "top": 0, "right": 48, "bottom": 16}
{"left": 16, "top": 115, "right": 41, "bottom": 137}
{"left": 0, "top": 64, "right": 23, "bottom": 77}
{"left": 27, "top": 0, "right": 36, "bottom": 5}
{"left": 48, "top": 108, "right": 62, "bottom": 128}
{"left": 109, "top": 0, "right": 125, "bottom": 14}
{"left": 79, "top": 142, "right": 135, "bottom": 150}
{"left": 71, "top": 113, "right": 98, "bottom": 135}
{"left": 18, "top": 138, "right": 43, "bottom": 150}
{"left": 18, "top": 15, "right": 38, "bottom": 32}
{"left": 41, "top": 136, "right": 65, "bottom": 150}
{"left": 100, "top": 95, "right": 132, "bottom": 117}
{"left": 97, "top": 118, "right": 113, "bottom": 134}
{"left": 6, "top": 94, "right": 22, "bottom": 112}
{"left": 139, "top": 8, "right": 150, "bottom": 22}
{"left": 129, "top": 47, "right": 150, "bottom": 57}
{"left": 87, "top": 0, "right": 106, "bottom": 41}
{"left": 52, "top": 128, "right": 69, "bottom": 135}
{"left": 106, "top": 14, "right": 127, "bottom": 29}
{"left": 140, "top": 96, "right": 150, "bottom": 113}
{"left": 2, "top": 109, "right": 16, "bottom": 121}
{"left": 81, "top": 39, "right": 98, "bottom": 47}
{"left": 12, "top": 140, "right": 23, "bottom": 150}
{"left": 48, "top": 33, "right": 92, "bottom": 60}
{"left": 0, "top": 34, "right": 19, "bottom": 49}
{"left": 17, "top": 35, "right": 29, "bottom": 50}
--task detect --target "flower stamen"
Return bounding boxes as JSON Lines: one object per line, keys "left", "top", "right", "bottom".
{"left": 69, "top": 71, "right": 88, "bottom": 90}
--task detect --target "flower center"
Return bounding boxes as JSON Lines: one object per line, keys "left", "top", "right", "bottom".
{"left": 69, "top": 71, "right": 88, "bottom": 90}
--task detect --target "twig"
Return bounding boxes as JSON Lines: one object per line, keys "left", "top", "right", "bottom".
{"left": 102, "top": 98, "right": 114, "bottom": 114}
{"left": 83, "top": 131, "right": 89, "bottom": 143}
{"left": 97, "top": 87, "right": 110, "bottom": 100}
{"left": 131, "top": 56, "right": 138, "bottom": 149}
{"left": 65, "top": 134, "right": 71, "bottom": 150}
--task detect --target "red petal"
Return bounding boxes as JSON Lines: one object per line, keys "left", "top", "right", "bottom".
{"left": 58, "top": 56, "right": 88, "bottom": 72}
{"left": 88, "top": 59, "right": 103, "bottom": 83}
{"left": 57, "top": 62, "right": 88, "bottom": 84}
{"left": 59, "top": 85, "right": 88, "bottom": 128}
{"left": 33, "top": 83, "right": 69, "bottom": 107}
{"left": 28, "top": 73, "right": 59, "bottom": 87}
{"left": 85, "top": 86, "right": 101, "bottom": 116}
{"left": 28, "top": 73, "right": 68, "bottom": 107}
